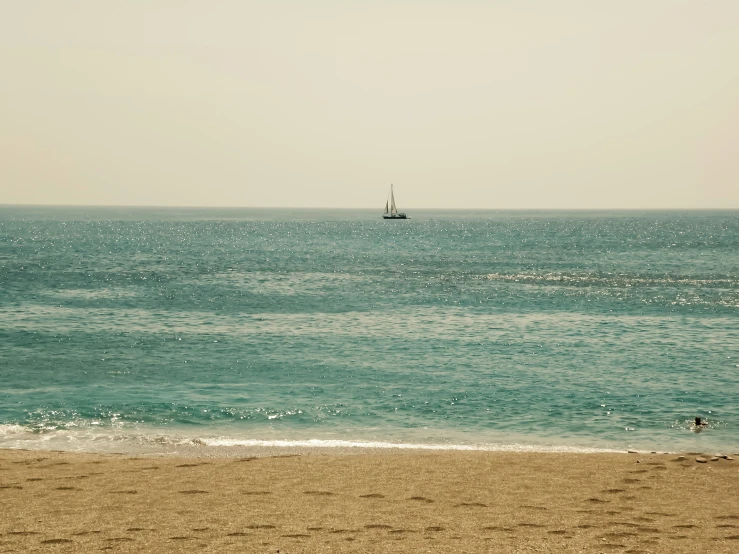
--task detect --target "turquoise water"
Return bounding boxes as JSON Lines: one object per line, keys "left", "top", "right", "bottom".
{"left": 1, "top": 207, "right": 737, "bottom": 454}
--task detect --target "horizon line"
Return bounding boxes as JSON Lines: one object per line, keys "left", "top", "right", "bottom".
{"left": 2, "top": 203, "right": 738, "bottom": 212}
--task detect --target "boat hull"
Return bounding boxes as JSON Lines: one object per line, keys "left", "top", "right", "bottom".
{"left": 383, "top": 214, "right": 408, "bottom": 219}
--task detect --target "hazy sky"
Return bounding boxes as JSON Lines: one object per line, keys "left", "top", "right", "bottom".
{"left": 2, "top": 1, "right": 738, "bottom": 209}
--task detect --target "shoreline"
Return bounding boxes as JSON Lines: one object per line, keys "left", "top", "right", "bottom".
{"left": 0, "top": 437, "right": 655, "bottom": 459}
{"left": 1, "top": 448, "right": 737, "bottom": 552}
{"left": 3, "top": 426, "right": 718, "bottom": 458}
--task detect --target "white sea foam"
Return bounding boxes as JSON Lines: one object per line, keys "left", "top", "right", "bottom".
{"left": 197, "top": 437, "right": 621, "bottom": 453}
{"left": 0, "top": 424, "right": 28, "bottom": 436}
{"left": 0, "top": 427, "right": 624, "bottom": 454}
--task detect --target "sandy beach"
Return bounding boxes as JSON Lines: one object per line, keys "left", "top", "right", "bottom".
{"left": 1, "top": 448, "right": 737, "bottom": 553}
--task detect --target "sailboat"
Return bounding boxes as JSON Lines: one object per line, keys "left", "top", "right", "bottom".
{"left": 383, "top": 184, "right": 409, "bottom": 219}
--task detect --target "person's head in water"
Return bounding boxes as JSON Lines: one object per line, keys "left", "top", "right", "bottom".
{"left": 695, "top": 416, "right": 702, "bottom": 425}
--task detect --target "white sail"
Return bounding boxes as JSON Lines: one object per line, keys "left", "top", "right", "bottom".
{"left": 382, "top": 184, "right": 407, "bottom": 218}
{"left": 390, "top": 184, "right": 398, "bottom": 215}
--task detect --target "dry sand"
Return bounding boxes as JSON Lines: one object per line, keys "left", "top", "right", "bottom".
{"left": 1, "top": 448, "right": 738, "bottom": 553}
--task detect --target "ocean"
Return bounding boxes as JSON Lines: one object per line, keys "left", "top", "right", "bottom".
{"left": 0, "top": 207, "right": 737, "bottom": 454}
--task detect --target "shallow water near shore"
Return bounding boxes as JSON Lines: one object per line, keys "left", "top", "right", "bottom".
{"left": 1, "top": 207, "right": 737, "bottom": 454}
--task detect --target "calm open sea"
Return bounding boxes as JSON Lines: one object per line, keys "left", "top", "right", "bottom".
{"left": 0, "top": 207, "right": 737, "bottom": 454}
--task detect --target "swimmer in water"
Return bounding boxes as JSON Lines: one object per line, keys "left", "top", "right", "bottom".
{"left": 691, "top": 416, "right": 708, "bottom": 432}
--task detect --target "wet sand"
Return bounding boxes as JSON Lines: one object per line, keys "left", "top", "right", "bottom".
{"left": 1, "top": 448, "right": 737, "bottom": 552}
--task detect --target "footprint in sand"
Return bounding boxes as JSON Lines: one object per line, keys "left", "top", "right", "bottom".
{"left": 359, "top": 493, "right": 385, "bottom": 499}
{"left": 716, "top": 515, "right": 739, "bottom": 520}
{"left": 548, "top": 530, "right": 568, "bottom": 535}
{"left": 110, "top": 490, "right": 138, "bottom": 494}
{"left": 169, "top": 536, "right": 195, "bottom": 541}
{"left": 426, "top": 526, "right": 445, "bottom": 532}
{"left": 611, "top": 522, "right": 640, "bottom": 528}
{"left": 455, "top": 502, "right": 487, "bottom": 508}
{"left": 585, "top": 498, "right": 609, "bottom": 504}
{"left": 604, "top": 489, "right": 626, "bottom": 494}
{"left": 55, "top": 486, "right": 80, "bottom": 491}
{"left": 106, "top": 537, "right": 134, "bottom": 542}
{"left": 126, "top": 528, "right": 153, "bottom": 532}
{"left": 603, "top": 532, "right": 637, "bottom": 539}
{"left": 307, "top": 527, "right": 325, "bottom": 531}
{"left": 282, "top": 534, "right": 311, "bottom": 538}
{"left": 408, "top": 496, "right": 434, "bottom": 503}
{"left": 303, "top": 490, "right": 334, "bottom": 496}
{"left": 243, "top": 491, "right": 272, "bottom": 496}
{"left": 365, "top": 524, "right": 393, "bottom": 529}
{"left": 175, "top": 463, "right": 210, "bottom": 468}
{"left": 41, "top": 539, "right": 73, "bottom": 544}
{"left": 227, "top": 532, "right": 250, "bottom": 536}
{"left": 517, "top": 523, "right": 545, "bottom": 528}
{"left": 246, "top": 525, "right": 276, "bottom": 530}
{"left": 179, "top": 490, "right": 209, "bottom": 494}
